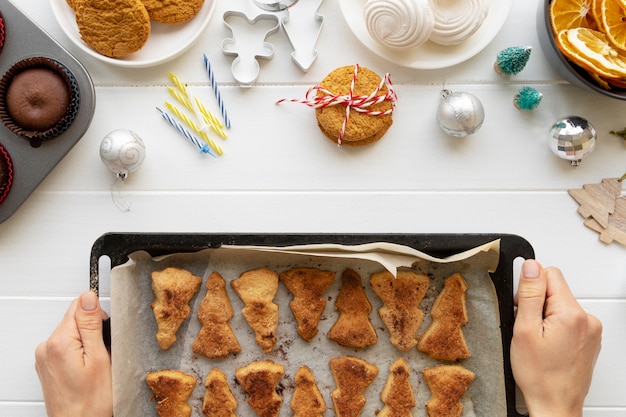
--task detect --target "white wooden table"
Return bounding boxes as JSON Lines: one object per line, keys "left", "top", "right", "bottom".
{"left": 1, "top": 0, "right": 625, "bottom": 416}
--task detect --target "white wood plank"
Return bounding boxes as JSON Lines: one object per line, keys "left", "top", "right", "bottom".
{"left": 0, "top": 404, "right": 46, "bottom": 417}
{"left": 1, "top": 191, "right": 624, "bottom": 298}
{"left": 16, "top": 83, "right": 626, "bottom": 194}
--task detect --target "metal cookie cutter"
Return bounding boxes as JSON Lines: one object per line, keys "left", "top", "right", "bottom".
{"left": 254, "top": 0, "right": 325, "bottom": 72}
{"left": 221, "top": 10, "right": 280, "bottom": 86}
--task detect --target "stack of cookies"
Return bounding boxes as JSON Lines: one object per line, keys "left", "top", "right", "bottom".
{"left": 315, "top": 65, "right": 396, "bottom": 146}
{"left": 65, "top": 0, "right": 205, "bottom": 58}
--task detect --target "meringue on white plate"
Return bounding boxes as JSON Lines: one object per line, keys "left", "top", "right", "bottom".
{"left": 428, "top": 0, "right": 489, "bottom": 46}
{"left": 363, "top": 0, "right": 434, "bottom": 51}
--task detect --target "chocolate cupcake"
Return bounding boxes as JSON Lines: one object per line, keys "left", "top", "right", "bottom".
{"left": 0, "top": 57, "right": 80, "bottom": 147}
{"left": 0, "top": 144, "right": 13, "bottom": 204}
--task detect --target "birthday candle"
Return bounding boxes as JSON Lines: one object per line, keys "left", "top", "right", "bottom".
{"left": 168, "top": 72, "right": 188, "bottom": 97}
{"left": 194, "top": 97, "right": 227, "bottom": 139}
{"left": 165, "top": 102, "right": 223, "bottom": 155}
{"left": 156, "top": 107, "right": 214, "bottom": 156}
{"left": 203, "top": 53, "right": 231, "bottom": 128}
{"left": 168, "top": 87, "right": 194, "bottom": 113}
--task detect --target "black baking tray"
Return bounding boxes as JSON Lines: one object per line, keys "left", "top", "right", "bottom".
{"left": 0, "top": 0, "right": 95, "bottom": 224}
{"left": 90, "top": 232, "right": 534, "bottom": 417}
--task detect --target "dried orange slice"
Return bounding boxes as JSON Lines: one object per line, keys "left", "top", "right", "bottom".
{"left": 550, "top": 0, "right": 596, "bottom": 34}
{"left": 601, "top": 0, "right": 626, "bottom": 51}
{"left": 556, "top": 28, "right": 626, "bottom": 78}
{"left": 591, "top": 0, "right": 604, "bottom": 30}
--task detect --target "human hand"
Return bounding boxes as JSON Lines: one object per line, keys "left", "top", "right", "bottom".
{"left": 35, "top": 291, "right": 112, "bottom": 417}
{"left": 511, "top": 260, "right": 602, "bottom": 417}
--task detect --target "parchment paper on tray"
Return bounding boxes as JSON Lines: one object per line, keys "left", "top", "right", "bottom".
{"left": 111, "top": 240, "right": 506, "bottom": 417}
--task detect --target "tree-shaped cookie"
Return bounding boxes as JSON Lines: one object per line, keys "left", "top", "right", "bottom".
{"left": 422, "top": 365, "right": 475, "bottom": 417}
{"left": 328, "top": 268, "right": 377, "bottom": 349}
{"left": 231, "top": 267, "right": 279, "bottom": 353}
{"left": 418, "top": 273, "right": 470, "bottom": 361}
{"left": 378, "top": 358, "right": 415, "bottom": 417}
{"left": 370, "top": 270, "right": 430, "bottom": 351}
{"left": 236, "top": 360, "right": 284, "bottom": 417}
{"left": 290, "top": 365, "right": 326, "bottom": 417}
{"left": 279, "top": 267, "right": 335, "bottom": 341}
{"left": 150, "top": 267, "right": 202, "bottom": 350}
{"left": 202, "top": 368, "right": 238, "bottom": 417}
{"left": 146, "top": 369, "right": 196, "bottom": 417}
{"left": 330, "top": 356, "right": 378, "bottom": 417}
{"left": 192, "top": 272, "right": 241, "bottom": 359}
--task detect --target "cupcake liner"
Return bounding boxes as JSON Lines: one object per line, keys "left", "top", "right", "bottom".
{"left": 0, "top": 144, "right": 13, "bottom": 204}
{"left": 0, "top": 12, "right": 5, "bottom": 54}
{"left": 0, "top": 57, "right": 80, "bottom": 147}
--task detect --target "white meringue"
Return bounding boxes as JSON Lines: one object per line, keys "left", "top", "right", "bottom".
{"left": 428, "top": 0, "right": 489, "bottom": 46}
{"left": 364, "top": 0, "right": 434, "bottom": 51}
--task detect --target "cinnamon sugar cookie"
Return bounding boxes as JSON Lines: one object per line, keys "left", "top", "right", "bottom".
{"left": 75, "top": 0, "right": 150, "bottom": 58}
{"left": 141, "top": 0, "right": 204, "bottom": 24}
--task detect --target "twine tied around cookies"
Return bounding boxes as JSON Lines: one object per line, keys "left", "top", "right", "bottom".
{"left": 277, "top": 64, "right": 397, "bottom": 145}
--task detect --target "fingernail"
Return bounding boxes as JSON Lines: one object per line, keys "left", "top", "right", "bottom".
{"left": 522, "top": 260, "right": 540, "bottom": 279}
{"left": 81, "top": 291, "right": 98, "bottom": 311}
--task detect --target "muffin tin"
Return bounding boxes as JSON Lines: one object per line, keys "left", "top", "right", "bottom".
{"left": 0, "top": 0, "right": 95, "bottom": 224}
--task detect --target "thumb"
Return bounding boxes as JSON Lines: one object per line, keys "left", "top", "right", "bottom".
{"left": 75, "top": 291, "right": 106, "bottom": 358}
{"left": 515, "top": 260, "right": 548, "bottom": 327}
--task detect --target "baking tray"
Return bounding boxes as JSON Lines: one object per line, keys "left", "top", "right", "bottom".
{"left": 0, "top": 0, "right": 95, "bottom": 224}
{"left": 90, "top": 232, "right": 533, "bottom": 417}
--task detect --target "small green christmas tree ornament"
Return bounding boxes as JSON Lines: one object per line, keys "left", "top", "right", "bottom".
{"left": 494, "top": 46, "right": 532, "bottom": 76}
{"left": 514, "top": 86, "right": 542, "bottom": 111}
{"left": 610, "top": 127, "right": 626, "bottom": 141}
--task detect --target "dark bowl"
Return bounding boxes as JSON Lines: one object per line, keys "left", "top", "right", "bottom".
{"left": 536, "top": 0, "right": 626, "bottom": 100}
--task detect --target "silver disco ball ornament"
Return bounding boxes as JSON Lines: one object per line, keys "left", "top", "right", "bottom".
{"left": 436, "top": 89, "right": 485, "bottom": 137}
{"left": 549, "top": 116, "right": 596, "bottom": 166}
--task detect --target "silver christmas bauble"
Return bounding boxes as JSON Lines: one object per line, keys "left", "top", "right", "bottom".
{"left": 549, "top": 116, "right": 596, "bottom": 166}
{"left": 436, "top": 90, "right": 485, "bottom": 137}
{"left": 99, "top": 130, "right": 146, "bottom": 180}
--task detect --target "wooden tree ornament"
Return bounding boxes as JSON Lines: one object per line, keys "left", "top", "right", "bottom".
{"left": 568, "top": 177, "right": 626, "bottom": 246}
{"left": 584, "top": 196, "right": 626, "bottom": 246}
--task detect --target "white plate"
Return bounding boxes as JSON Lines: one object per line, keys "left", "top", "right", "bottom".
{"left": 50, "top": 0, "right": 216, "bottom": 68}
{"left": 339, "top": 0, "right": 512, "bottom": 69}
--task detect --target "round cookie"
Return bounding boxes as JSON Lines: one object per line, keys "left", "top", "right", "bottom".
{"left": 141, "top": 0, "right": 204, "bottom": 25}
{"left": 75, "top": 0, "right": 150, "bottom": 58}
{"left": 65, "top": 0, "right": 78, "bottom": 12}
{"left": 315, "top": 65, "right": 394, "bottom": 146}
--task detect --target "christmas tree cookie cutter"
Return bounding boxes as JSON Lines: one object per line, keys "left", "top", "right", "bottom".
{"left": 254, "top": 0, "right": 325, "bottom": 72}
{"left": 221, "top": 10, "right": 280, "bottom": 85}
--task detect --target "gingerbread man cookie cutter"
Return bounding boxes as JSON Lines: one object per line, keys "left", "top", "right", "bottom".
{"left": 254, "top": 0, "right": 325, "bottom": 72}
{"left": 221, "top": 10, "right": 280, "bottom": 85}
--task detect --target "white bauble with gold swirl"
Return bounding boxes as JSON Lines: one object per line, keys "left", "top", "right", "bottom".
{"left": 364, "top": 0, "right": 434, "bottom": 50}
{"left": 428, "top": 0, "right": 489, "bottom": 46}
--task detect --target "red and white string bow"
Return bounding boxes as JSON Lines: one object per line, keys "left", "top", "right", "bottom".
{"left": 277, "top": 64, "right": 397, "bottom": 145}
